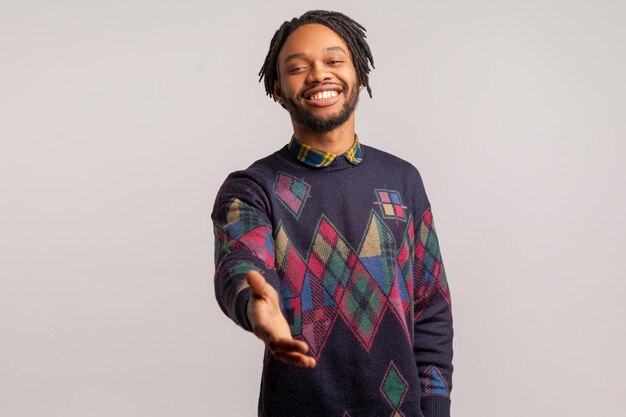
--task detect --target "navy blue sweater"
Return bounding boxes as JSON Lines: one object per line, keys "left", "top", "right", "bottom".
{"left": 212, "top": 143, "right": 453, "bottom": 417}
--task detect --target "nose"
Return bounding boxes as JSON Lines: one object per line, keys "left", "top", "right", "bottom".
{"left": 306, "top": 62, "right": 331, "bottom": 84}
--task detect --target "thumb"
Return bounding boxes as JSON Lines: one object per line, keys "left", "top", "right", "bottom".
{"left": 246, "top": 270, "right": 268, "bottom": 297}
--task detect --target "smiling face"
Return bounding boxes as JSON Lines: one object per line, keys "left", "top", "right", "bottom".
{"left": 274, "top": 23, "right": 360, "bottom": 133}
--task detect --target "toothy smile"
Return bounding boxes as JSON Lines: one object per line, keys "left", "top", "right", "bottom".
{"left": 307, "top": 90, "right": 339, "bottom": 100}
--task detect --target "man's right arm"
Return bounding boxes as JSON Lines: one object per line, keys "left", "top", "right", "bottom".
{"left": 212, "top": 175, "right": 278, "bottom": 330}
{"left": 212, "top": 175, "right": 315, "bottom": 367}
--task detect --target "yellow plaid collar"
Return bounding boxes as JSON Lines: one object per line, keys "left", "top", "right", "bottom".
{"left": 287, "top": 135, "right": 363, "bottom": 168}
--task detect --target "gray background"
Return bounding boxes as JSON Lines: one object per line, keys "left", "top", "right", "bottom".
{"left": 1, "top": 0, "right": 625, "bottom": 416}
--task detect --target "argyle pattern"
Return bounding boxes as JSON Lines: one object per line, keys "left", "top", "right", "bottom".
{"left": 420, "top": 365, "right": 450, "bottom": 398}
{"left": 213, "top": 143, "right": 454, "bottom": 417}
{"left": 274, "top": 211, "right": 415, "bottom": 358}
{"left": 275, "top": 225, "right": 307, "bottom": 335}
{"left": 214, "top": 198, "right": 275, "bottom": 275}
{"left": 374, "top": 189, "right": 408, "bottom": 223}
{"left": 273, "top": 172, "right": 311, "bottom": 219}
{"left": 360, "top": 214, "right": 397, "bottom": 296}
{"left": 339, "top": 258, "right": 387, "bottom": 349}
{"left": 212, "top": 197, "right": 277, "bottom": 329}
{"left": 414, "top": 208, "right": 451, "bottom": 316}
{"left": 301, "top": 269, "right": 339, "bottom": 356}
{"left": 380, "top": 361, "right": 409, "bottom": 415}
{"left": 211, "top": 144, "right": 453, "bottom": 417}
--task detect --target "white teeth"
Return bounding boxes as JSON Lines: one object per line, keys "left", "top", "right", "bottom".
{"left": 311, "top": 90, "right": 338, "bottom": 100}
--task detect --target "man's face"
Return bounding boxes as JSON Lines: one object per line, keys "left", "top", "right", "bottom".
{"left": 274, "top": 24, "right": 360, "bottom": 133}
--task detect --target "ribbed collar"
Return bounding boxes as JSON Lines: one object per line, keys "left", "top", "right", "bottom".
{"left": 287, "top": 135, "right": 363, "bottom": 168}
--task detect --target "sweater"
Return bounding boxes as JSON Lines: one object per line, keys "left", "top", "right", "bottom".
{"left": 212, "top": 140, "right": 453, "bottom": 417}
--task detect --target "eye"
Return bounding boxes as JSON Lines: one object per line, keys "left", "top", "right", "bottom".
{"left": 329, "top": 60, "right": 344, "bottom": 65}
{"left": 288, "top": 66, "right": 307, "bottom": 73}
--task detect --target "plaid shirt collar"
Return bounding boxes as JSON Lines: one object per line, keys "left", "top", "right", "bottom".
{"left": 287, "top": 135, "right": 363, "bottom": 168}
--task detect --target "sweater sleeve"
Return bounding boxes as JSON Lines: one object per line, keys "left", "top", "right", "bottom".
{"left": 211, "top": 174, "right": 280, "bottom": 332}
{"left": 413, "top": 206, "right": 454, "bottom": 417}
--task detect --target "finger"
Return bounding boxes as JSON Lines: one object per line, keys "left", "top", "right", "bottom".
{"left": 268, "top": 338, "right": 310, "bottom": 354}
{"left": 246, "top": 270, "right": 268, "bottom": 297}
{"left": 274, "top": 351, "right": 317, "bottom": 368}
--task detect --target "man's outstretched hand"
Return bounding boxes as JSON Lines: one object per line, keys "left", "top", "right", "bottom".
{"left": 246, "top": 270, "right": 316, "bottom": 368}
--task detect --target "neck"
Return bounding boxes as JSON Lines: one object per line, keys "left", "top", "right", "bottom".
{"left": 291, "top": 115, "right": 356, "bottom": 155}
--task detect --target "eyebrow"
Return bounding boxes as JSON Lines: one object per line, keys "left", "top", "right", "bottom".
{"left": 325, "top": 46, "right": 348, "bottom": 55}
{"left": 282, "top": 46, "right": 349, "bottom": 63}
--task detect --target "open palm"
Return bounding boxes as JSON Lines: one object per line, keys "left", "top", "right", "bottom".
{"left": 246, "top": 270, "right": 316, "bottom": 368}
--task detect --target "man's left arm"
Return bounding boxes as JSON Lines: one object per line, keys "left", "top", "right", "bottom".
{"left": 413, "top": 206, "right": 454, "bottom": 417}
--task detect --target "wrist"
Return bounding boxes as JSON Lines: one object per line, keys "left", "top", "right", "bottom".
{"left": 234, "top": 287, "right": 253, "bottom": 332}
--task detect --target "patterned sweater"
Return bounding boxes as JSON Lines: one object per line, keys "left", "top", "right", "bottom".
{"left": 212, "top": 139, "right": 453, "bottom": 417}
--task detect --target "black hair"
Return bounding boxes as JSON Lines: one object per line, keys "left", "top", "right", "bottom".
{"left": 258, "top": 10, "right": 375, "bottom": 100}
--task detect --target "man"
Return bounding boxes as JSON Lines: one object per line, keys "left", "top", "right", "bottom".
{"left": 212, "top": 10, "right": 453, "bottom": 417}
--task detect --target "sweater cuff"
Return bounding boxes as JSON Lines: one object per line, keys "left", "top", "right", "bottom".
{"left": 421, "top": 396, "right": 450, "bottom": 417}
{"left": 234, "top": 287, "right": 253, "bottom": 332}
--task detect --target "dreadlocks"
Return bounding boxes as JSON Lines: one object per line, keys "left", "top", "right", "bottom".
{"left": 258, "top": 10, "right": 375, "bottom": 100}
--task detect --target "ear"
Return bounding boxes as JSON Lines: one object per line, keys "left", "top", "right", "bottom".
{"left": 273, "top": 80, "right": 283, "bottom": 101}
{"left": 273, "top": 80, "right": 287, "bottom": 109}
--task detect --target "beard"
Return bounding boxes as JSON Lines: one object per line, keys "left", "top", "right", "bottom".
{"left": 284, "top": 84, "right": 359, "bottom": 133}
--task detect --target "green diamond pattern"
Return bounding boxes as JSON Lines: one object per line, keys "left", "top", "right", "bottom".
{"left": 381, "top": 362, "right": 408, "bottom": 409}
